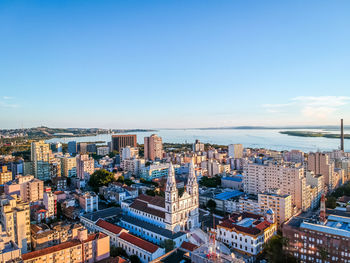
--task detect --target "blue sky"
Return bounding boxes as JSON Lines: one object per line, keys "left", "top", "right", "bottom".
{"left": 0, "top": 0, "right": 349, "bottom": 129}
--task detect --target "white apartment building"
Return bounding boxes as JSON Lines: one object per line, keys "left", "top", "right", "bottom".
{"left": 228, "top": 144, "right": 243, "bottom": 159}
{"left": 216, "top": 211, "right": 277, "bottom": 257}
{"left": 0, "top": 195, "right": 31, "bottom": 253}
{"left": 43, "top": 191, "right": 56, "bottom": 219}
{"left": 78, "top": 192, "right": 98, "bottom": 212}
{"left": 76, "top": 154, "right": 94, "bottom": 180}
{"left": 121, "top": 146, "right": 139, "bottom": 160}
{"left": 97, "top": 146, "right": 110, "bottom": 156}
{"left": 243, "top": 162, "right": 309, "bottom": 211}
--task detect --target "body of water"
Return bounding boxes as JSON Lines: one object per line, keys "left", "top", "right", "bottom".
{"left": 46, "top": 128, "right": 350, "bottom": 153}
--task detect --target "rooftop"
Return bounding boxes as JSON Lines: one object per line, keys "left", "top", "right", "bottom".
{"left": 215, "top": 190, "right": 244, "bottom": 201}
{"left": 81, "top": 207, "right": 121, "bottom": 222}
{"left": 222, "top": 176, "right": 243, "bottom": 182}
{"left": 121, "top": 215, "right": 186, "bottom": 239}
{"left": 119, "top": 232, "right": 159, "bottom": 253}
{"left": 96, "top": 219, "right": 124, "bottom": 235}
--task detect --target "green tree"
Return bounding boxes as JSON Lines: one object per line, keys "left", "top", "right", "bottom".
{"left": 161, "top": 239, "right": 175, "bottom": 253}
{"left": 117, "top": 175, "right": 125, "bottom": 183}
{"left": 88, "top": 169, "right": 116, "bottom": 192}
{"left": 129, "top": 255, "right": 141, "bottom": 263}
{"left": 110, "top": 246, "right": 128, "bottom": 258}
{"left": 207, "top": 199, "right": 216, "bottom": 212}
{"left": 325, "top": 196, "right": 337, "bottom": 209}
{"left": 146, "top": 189, "right": 156, "bottom": 196}
{"left": 264, "top": 234, "right": 296, "bottom": 263}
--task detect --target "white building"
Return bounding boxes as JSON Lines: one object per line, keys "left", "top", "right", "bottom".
{"left": 117, "top": 232, "right": 165, "bottom": 263}
{"left": 216, "top": 211, "right": 277, "bottom": 257}
{"left": 43, "top": 190, "right": 56, "bottom": 219}
{"left": 121, "top": 146, "right": 139, "bottom": 160}
{"left": 97, "top": 146, "right": 110, "bottom": 156}
{"left": 78, "top": 192, "right": 98, "bottom": 212}
{"left": 228, "top": 144, "right": 243, "bottom": 159}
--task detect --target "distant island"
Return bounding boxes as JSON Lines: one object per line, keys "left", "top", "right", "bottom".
{"left": 280, "top": 131, "right": 350, "bottom": 139}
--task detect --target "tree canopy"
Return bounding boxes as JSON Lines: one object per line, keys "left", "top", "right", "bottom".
{"left": 200, "top": 176, "right": 221, "bottom": 188}
{"left": 88, "top": 169, "right": 116, "bottom": 192}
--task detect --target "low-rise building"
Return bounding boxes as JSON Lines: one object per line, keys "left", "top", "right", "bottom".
{"left": 78, "top": 191, "right": 98, "bottom": 212}
{"left": 117, "top": 232, "right": 165, "bottom": 263}
{"left": 22, "top": 229, "right": 110, "bottom": 263}
{"left": 216, "top": 211, "right": 277, "bottom": 257}
{"left": 283, "top": 210, "right": 350, "bottom": 263}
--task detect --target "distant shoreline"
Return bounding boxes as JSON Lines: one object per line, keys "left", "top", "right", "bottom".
{"left": 280, "top": 131, "right": 350, "bottom": 139}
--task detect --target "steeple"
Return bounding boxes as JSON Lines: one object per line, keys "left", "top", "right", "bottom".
{"left": 187, "top": 160, "right": 198, "bottom": 195}
{"left": 166, "top": 162, "right": 177, "bottom": 192}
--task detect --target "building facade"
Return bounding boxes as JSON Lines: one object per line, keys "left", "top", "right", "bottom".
{"left": 144, "top": 134, "right": 163, "bottom": 161}
{"left": 111, "top": 134, "right": 137, "bottom": 152}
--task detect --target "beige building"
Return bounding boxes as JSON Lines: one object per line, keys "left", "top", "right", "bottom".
{"left": 76, "top": 154, "right": 94, "bottom": 180}
{"left": 0, "top": 195, "right": 31, "bottom": 253}
{"left": 31, "top": 141, "right": 51, "bottom": 181}
{"left": 228, "top": 144, "right": 243, "bottom": 159}
{"left": 258, "top": 189, "right": 293, "bottom": 225}
{"left": 243, "top": 162, "right": 309, "bottom": 211}
{"left": 23, "top": 229, "right": 110, "bottom": 263}
{"left": 19, "top": 175, "right": 44, "bottom": 203}
{"left": 31, "top": 223, "right": 84, "bottom": 251}
{"left": 61, "top": 154, "right": 77, "bottom": 177}
{"left": 308, "top": 152, "right": 335, "bottom": 191}
{"left": 0, "top": 224, "right": 22, "bottom": 262}
{"left": 0, "top": 166, "right": 12, "bottom": 185}
{"left": 144, "top": 134, "right": 163, "bottom": 161}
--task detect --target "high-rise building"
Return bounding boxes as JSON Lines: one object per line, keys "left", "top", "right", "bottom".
{"left": 67, "top": 141, "right": 77, "bottom": 155}
{"left": 78, "top": 142, "right": 87, "bottom": 154}
{"left": 76, "top": 154, "right": 94, "bottom": 180}
{"left": 19, "top": 175, "right": 44, "bottom": 203}
{"left": 308, "top": 152, "right": 335, "bottom": 192}
{"left": 121, "top": 146, "right": 139, "bottom": 160}
{"left": 43, "top": 190, "right": 56, "bottom": 219}
{"left": 243, "top": 162, "right": 310, "bottom": 211}
{"left": 0, "top": 224, "right": 22, "bottom": 262}
{"left": 0, "top": 166, "right": 12, "bottom": 185}
{"left": 111, "top": 134, "right": 137, "bottom": 152}
{"left": 50, "top": 143, "right": 62, "bottom": 153}
{"left": 61, "top": 154, "right": 77, "bottom": 177}
{"left": 144, "top": 134, "right": 163, "bottom": 161}
{"left": 258, "top": 189, "right": 293, "bottom": 225}
{"left": 31, "top": 141, "right": 50, "bottom": 181}
{"left": 0, "top": 195, "right": 31, "bottom": 253}
{"left": 193, "top": 139, "right": 205, "bottom": 152}
{"left": 228, "top": 144, "right": 243, "bottom": 159}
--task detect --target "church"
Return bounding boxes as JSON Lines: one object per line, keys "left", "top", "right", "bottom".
{"left": 120, "top": 161, "right": 200, "bottom": 246}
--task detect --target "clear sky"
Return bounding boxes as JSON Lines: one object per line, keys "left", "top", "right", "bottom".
{"left": 0, "top": 0, "right": 349, "bottom": 129}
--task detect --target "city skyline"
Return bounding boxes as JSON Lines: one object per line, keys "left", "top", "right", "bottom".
{"left": 1, "top": 0, "right": 350, "bottom": 129}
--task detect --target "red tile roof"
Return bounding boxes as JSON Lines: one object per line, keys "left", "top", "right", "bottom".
{"left": 22, "top": 239, "right": 81, "bottom": 260}
{"left": 137, "top": 194, "right": 165, "bottom": 208}
{"left": 96, "top": 219, "right": 124, "bottom": 235}
{"left": 22, "top": 233, "right": 106, "bottom": 261}
{"left": 119, "top": 232, "right": 159, "bottom": 253}
{"left": 130, "top": 199, "right": 165, "bottom": 219}
{"left": 255, "top": 220, "right": 271, "bottom": 231}
{"left": 180, "top": 241, "right": 198, "bottom": 251}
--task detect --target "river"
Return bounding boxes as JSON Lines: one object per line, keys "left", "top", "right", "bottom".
{"left": 45, "top": 128, "right": 350, "bottom": 153}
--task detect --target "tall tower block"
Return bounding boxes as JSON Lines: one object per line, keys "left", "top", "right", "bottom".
{"left": 341, "top": 119, "right": 344, "bottom": 151}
